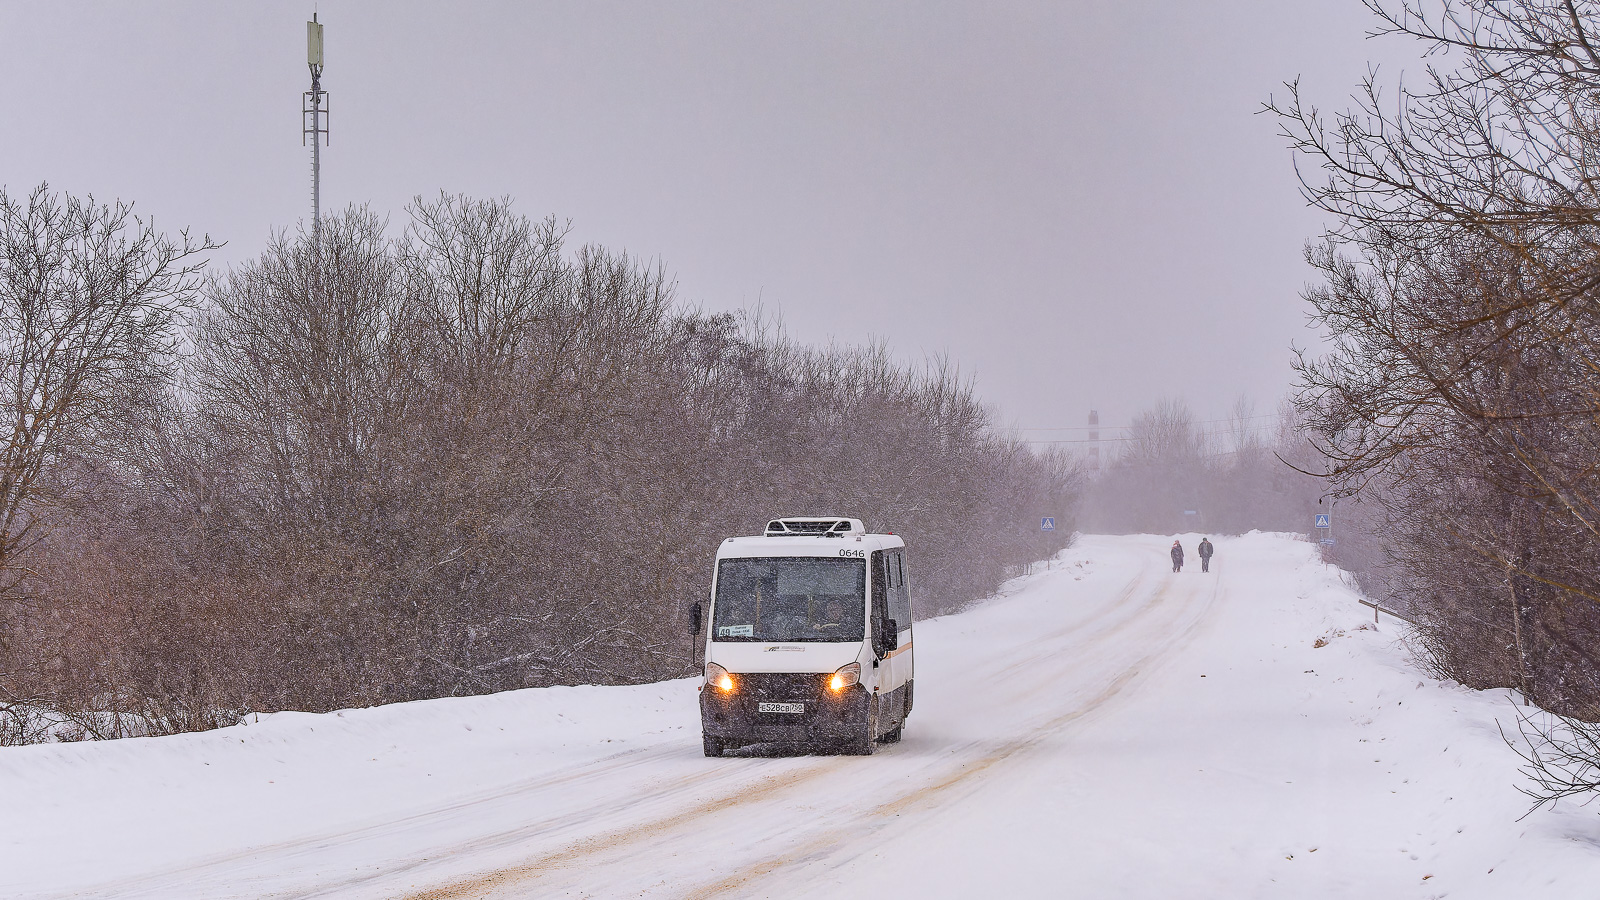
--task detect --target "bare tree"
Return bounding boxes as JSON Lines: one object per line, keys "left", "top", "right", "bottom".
{"left": 1270, "top": 0, "right": 1600, "bottom": 704}
{"left": 0, "top": 184, "right": 213, "bottom": 591}
{"left": 3, "top": 191, "right": 1085, "bottom": 741}
{"left": 1267, "top": 0, "right": 1600, "bottom": 802}
{"left": 0, "top": 184, "right": 214, "bottom": 717}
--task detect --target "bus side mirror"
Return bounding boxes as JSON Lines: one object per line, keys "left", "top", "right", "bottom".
{"left": 689, "top": 602, "right": 703, "bottom": 636}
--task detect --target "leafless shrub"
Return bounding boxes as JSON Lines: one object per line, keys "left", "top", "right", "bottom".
{"left": 0, "top": 192, "right": 1081, "bottom": 739}
{"left": 1505, "top": 706, "right": 1600, "bottom": 813}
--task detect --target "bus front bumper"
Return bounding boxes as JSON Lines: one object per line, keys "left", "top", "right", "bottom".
{"left": 700, "top": 673, "right": 869, "bottom": 749}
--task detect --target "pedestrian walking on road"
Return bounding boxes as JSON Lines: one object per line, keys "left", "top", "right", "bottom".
{"left": 1170, "top": 540, "right": 1184, "bottom": 573}
{"left": 1198, "top": 537, "right": 1214, "bottom": 573}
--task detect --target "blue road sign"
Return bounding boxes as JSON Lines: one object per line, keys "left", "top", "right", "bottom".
{"left": 1041, "top": 517, "right": 1055, "bottom": 532}
{"left": 1314, "top": 514, "right": 1331, "bottom": 529}
{"left": 1320, "top": 538, "right": 1336, "bottom": 545}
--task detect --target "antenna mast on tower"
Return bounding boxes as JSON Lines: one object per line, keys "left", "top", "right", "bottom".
{"left": 303, "top": 15, "right": 329, "bottom": 240}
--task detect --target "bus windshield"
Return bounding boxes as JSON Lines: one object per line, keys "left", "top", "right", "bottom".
{"left": 712, "top": 556, "right": 866, "bottom": 642}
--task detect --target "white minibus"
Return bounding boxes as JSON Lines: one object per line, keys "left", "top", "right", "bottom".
{"left": 690, "top": 517, "right": 914, "bottom": 756}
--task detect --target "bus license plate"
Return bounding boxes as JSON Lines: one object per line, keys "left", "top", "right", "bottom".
{"left": 758, "top": 701, "right": 804, "bottom": 714}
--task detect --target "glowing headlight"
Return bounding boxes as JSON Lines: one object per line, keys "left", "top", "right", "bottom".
{"left": 706, "top": 662, "right": 736, "bottom": 692}
{"left": 829, "top": 662, "right": 861, "bottom": 692}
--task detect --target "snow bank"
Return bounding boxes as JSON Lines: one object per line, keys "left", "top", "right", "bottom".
{"left": 0, "top": 678, "right": 699, "bottom": 896}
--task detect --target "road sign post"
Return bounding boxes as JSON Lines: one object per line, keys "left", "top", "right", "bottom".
{"left": 1314, "top": 513, "right": 1335, "bottom": 556}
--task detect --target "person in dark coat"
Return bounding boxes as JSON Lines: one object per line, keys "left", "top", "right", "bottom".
{"left": 1170, "top": 540, "right": 1184, "bottom": 573}
{"left": 1198, "top": 537, "right": 1214, "bottom": 573}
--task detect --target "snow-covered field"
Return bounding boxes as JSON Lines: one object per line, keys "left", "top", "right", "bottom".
{"left": 3, "top": 532, "right": 1596, "bottom": 898}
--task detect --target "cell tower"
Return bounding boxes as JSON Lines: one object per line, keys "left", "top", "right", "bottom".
{"left": 303, "top": 15, "right": 329, "bottom": 240}
{"left": 1087, "top": 410, "right": 1101, "bottom": 473}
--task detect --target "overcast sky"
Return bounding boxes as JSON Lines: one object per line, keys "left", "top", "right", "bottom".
{"left": 0, "top": 2, "right": 1411, "bottom": 442}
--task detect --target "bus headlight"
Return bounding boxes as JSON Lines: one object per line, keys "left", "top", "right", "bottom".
{"left": 829, "top": 662, "right": 861, "bottom": 692}
{"left": 706, "top": 662, "right": 736, "bottom": 693}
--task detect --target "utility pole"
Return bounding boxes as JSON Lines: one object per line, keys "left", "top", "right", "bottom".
{"left": 303, "top": 15, "right": 329, "bottom": 241}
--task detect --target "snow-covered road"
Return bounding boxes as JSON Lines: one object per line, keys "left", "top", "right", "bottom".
{"left": 5, "top": 533, "right": 1597, "bottom": 898}
{"left": 389, "top": 538, "right": 1217, "bottom": 900}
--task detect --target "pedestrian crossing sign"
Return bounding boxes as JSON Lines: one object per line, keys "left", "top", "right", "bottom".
{"left": 1041, "top": 517, "right": 1055, "bottom": 531}
{"left": 1315, "top": 514, "right": 1331, "bottom": 529}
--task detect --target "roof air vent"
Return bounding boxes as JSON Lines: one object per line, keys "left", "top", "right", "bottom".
{"left": 764, "top": 517, "right": 866, "bottom": 538}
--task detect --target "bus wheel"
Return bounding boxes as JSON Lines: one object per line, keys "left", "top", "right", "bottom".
{"left": 844, "top": 730, "right": 876, "bottom": 755}
{"left": 703, "top": 735, "right": 725, "bottom": 757}
{"left": 844, "top": 709, "right": 878, "bottom": 755}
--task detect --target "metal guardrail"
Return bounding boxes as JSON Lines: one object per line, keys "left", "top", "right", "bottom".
{"left": 1358, "top": 598, "right": 1417, "bottom": 626}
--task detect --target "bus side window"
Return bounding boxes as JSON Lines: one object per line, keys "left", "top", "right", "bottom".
{"left": 870, "top": 550, "right": 889, "bottom": 619}
{"left": 890, "top": 549, "right": 912, "bottom": 629}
